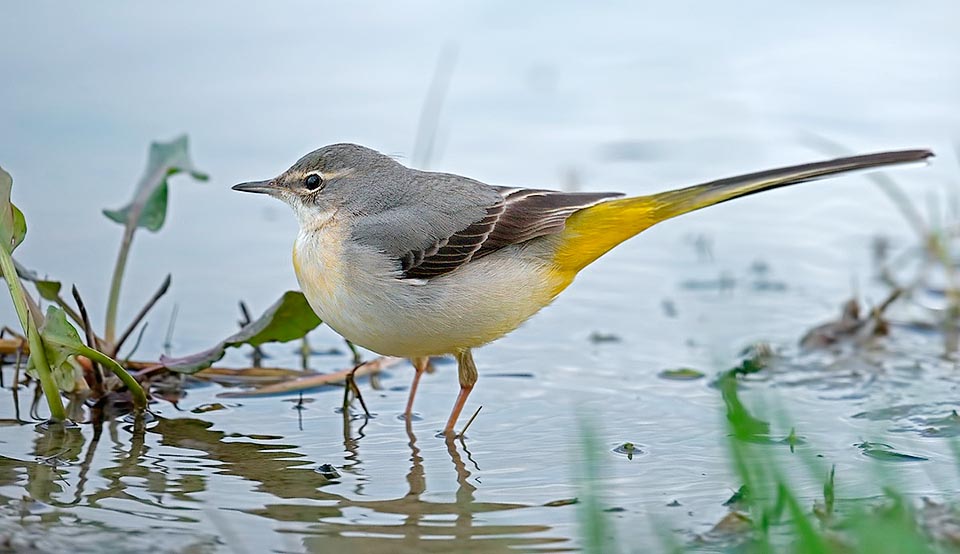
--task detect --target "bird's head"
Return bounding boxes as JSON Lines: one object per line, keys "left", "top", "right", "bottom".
{"left": 232, "top": 143, "right": 400, "bottom": 227}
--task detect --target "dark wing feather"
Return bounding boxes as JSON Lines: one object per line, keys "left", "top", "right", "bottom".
{"left": 401, "top": 188, "right": 622, "bottom": 279}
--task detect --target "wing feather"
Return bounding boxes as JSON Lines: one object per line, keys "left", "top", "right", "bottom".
{"left": 401, "top": 188, "right": 621, "bottom": 279}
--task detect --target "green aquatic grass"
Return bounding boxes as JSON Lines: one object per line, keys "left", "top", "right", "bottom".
{"left": 577, "top": 416, "right": 618, "bottom": 554}
{"left": 714, "top": 368, "right": 957, "bottom": 554}
{"left": 577, "top": 358, "right": 960, "bottom": 553}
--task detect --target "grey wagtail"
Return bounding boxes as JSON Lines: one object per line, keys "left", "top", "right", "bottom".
{"left": 233, "top": 144, "right": 932, "bottom": 434}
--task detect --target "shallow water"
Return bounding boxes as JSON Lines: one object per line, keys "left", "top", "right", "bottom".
{"left": 1, "top": 1, "right": 960, "bottom": 552}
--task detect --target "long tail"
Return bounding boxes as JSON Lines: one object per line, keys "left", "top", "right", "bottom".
{"left": 551, "top": 149, "right": 933, "bottom": 277}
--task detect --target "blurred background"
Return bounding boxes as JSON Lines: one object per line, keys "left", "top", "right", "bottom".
{"left": 2, "top": 1, "right": 955, "bottom": 355}
{"left": 1, "top": 2, "right": 959, "bottom": 552}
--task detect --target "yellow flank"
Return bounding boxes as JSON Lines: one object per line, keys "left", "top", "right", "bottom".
{"left": 552, "top": 195, "right": 661, "bottom": 278}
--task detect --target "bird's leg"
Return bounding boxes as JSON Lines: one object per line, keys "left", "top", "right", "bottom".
{"left": 404, "top": 356, "right": 431, "bottom": 418}
{"left": 443, "top": 349, "right": 478, "bottom": 435}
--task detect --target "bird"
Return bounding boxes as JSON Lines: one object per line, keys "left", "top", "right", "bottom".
{"left": 233, "top": 144, "right": 932, "bottom": 435}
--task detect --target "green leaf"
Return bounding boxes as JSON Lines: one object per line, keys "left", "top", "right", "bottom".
{"left": 37, "top": 305, "right": 87, "bottom": 392}
{"left": 34, "top": 280, "right": 61, "bottom": 301}
{"left": 13, "top": 260, "right": 62, "bottom": 301}
{"left": 104, "top": 182, "right": 168, "bottom": 231}
{"left": 103, "top": 135, "right": 207, "bottom": 232}
{"left": 161, "top": 291, "right": 323, "bottom": 374}
{"left": 0, "top": 166, "right": 26, "bottom": 253}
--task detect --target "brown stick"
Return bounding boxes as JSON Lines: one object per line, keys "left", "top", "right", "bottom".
{"left": 217, "top": 357, "right": 402, "bottom": 398}
{"left": 459, "top": 405, "right": 483, "bottom": 438}
{"left": 71, "top": 285, "right": 104, "bottom": 391}
{"left": 113, "top": 274, "right": 171, "bottom": 356}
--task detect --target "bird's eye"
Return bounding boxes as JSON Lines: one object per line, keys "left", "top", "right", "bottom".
{"left": 304, "top": 174, "right": 323, "bottom": 190}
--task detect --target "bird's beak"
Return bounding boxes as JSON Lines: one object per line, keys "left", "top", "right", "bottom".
{"left": 231, "top": 180, "right": 279, "bottom": 195}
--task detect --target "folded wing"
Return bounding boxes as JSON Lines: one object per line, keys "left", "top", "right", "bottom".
{"left": 401, "top": 187, "right": 622, "bottom": 279}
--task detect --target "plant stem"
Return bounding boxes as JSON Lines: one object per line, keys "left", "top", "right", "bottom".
{"left": 104, "top": 223, "right": 136, "bottom": 346}
{"left": 0, "top": 246, "right": 30, "bottom": 331}
{"left": 27, "top": 318, "right": 66, "bottom": 421}
{"left": 0, "top": 243, "right": 65, "bottom": 420}
{"left": 79, "top": 345, "right": 147, "bottom": 411}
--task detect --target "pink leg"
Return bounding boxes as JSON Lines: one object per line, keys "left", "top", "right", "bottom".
{"left": 404, "top": 357, "right": 430, "bottom": 418}
{"left": 443, "top": 350, "right": 478, "bottom": 435}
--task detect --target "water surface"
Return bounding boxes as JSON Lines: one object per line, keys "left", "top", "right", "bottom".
{"left": 1, "top": 2, "right": 959, "bottom": 552}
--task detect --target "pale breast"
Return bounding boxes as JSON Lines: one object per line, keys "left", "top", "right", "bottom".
{"left": 294, "top": 223, "right": 566, "bottom": 358}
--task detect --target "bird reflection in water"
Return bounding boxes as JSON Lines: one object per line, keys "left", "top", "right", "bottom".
{"left": 3, "top": 403, "right": 571, "bottom": 553}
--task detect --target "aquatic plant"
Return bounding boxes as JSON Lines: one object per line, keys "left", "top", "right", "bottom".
{"left": 575, "top": 351, "right": 960, "bottom": 553}
{"left": 0, "top": 167, "right": 146, "bottom": 420}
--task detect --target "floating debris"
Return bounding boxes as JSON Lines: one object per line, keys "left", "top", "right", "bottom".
{"left": 706, "top": 511, "right": 752, "bottom": 538}
{"left": 191, "top": 402, "right": 228, "bottom": 414}
{"left": 752, "top": 280, "right": 787, "bottom": 292}
{"left": 679, "top": 273, "right": 735, "bottom": 292}
{"left": 589, "top": 331, "right": 622, "bottom": 344}
{"left": 194, "top": 366, "right": 317, "bottom": 385}
{"left": 727, "top": 347, "right": 772, "bottom": 377}
{"left": 856, "top": 441, "right": 928, "bottom": 462}
{"left": 800, "top": 289, "right": 901, "bottom": 351}
{"left": 919, "top": 411, "right": 960, "bottom": 438}
{"left": 658, "top": 368, "right": 705, "bottom": 381}
{"left": 781, "top": 427, "right": 806, "bottom": 453}
{"left": 543, "top": 498, "right": 579, "bottom": 507}
{"left": 612, "top": 442, "right": 643, "bottom": 460}
{"left": 315, "top": 463, "right": 341, "bottom": 480}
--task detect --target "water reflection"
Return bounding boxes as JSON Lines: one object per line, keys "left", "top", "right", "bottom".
{"left": 251, "top": 417, "right": 562, "bottom": 552}
{"left": 0, "top": 410, "right": 570, "bottom": 552}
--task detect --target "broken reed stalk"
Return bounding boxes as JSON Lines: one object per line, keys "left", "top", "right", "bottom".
{"left": 71, "top": 285, "right": 104, "bottom": 390}
{"left": 122, "top": 322, "right": 149, "bottom": 362}
{"left": 459, "top": 405, "right": 483, "bottom": 438}
{"left": 163, "top": 304, "right": 178, "bottom": 356}
{"left": 238, "top": 300, "right": 264, "bottom": 367}
{"left": 113, "top": 274, "right": 171, "bottom": 356}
